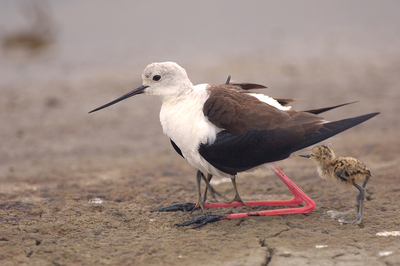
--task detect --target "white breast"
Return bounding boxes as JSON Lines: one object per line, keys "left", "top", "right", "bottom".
{"left": 159, "top": 84, "right": 227, "bottom": 176}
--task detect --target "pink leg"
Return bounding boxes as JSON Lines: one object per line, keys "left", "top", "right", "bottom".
{"left": 202, "top": 164, "right": 315, "bottom": 216}
{"left": 175, "top": 164, "right": 315, "bottom": 228}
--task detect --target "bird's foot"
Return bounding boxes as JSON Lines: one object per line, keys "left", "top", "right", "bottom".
{"left": 339, "top": 216, "right": 362, "bottom": 225}
{"left": 191, "top": 201, "right": 208, "bottom": 215}
{"left": 175, "top": 214, "right": 224, "bottom": 229}
{"left": 150, "top": 202, "right": 197, "bottom": 213}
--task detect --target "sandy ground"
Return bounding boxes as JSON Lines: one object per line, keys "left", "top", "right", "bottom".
{"left": 1, "top": 1, "right": 400, "bottom": 265}
{"left": 1, "top": 57, "right": 399, "bottom": 266}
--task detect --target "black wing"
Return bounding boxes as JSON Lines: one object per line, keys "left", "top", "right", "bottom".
{"left": 170, "top": 139, "right": 184, "bottom": 158}
{"left": 199, "top": 113, "right": 379, "bottom": 175}
{"left": 303, "top": 101, "right": 358, "bottom": 115}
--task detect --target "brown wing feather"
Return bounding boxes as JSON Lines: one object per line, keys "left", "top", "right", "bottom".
{"left": 229, "top": 82, "right": 267, "bottom": 90}
{"left": 273, "top": 98, "right": 297, "bottom": 106}
{"left": 203, "top": 85, "right": 324, "bottom": 136}
{"left": 223, "top": 78, "right": 295, "bottom": 107}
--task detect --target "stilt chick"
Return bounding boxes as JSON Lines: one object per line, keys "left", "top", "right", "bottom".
{"left": 300, "top": 145, "right": 372, "bottom": 224}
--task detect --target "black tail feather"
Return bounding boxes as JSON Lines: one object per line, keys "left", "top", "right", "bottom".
{"left": 293, "top": 112, "right": 380, "bottom": 152}
{"left": 303, "top": 101, "right": 358, "bottom": 115}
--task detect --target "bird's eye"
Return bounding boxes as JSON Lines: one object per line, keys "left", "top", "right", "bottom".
{"left": 153, "top": 75, "right": 161, "bottom": 81}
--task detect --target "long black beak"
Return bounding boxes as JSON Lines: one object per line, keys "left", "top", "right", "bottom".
{"left": 89, "top": 85, "right": 149, "bottom": 113}
{"left": 299, "top": 154, "right": 311, "bottom": 158}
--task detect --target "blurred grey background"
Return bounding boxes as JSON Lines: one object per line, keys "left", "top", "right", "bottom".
{"left": 1, "top": 0, "right": 399, "bottom": 83}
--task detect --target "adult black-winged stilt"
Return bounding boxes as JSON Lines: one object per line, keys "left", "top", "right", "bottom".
{"left": 89, "top": 62, "right": 379, "bottom": 228}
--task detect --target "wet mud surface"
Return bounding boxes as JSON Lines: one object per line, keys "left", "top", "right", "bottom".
{"left": 1, "top": 56, "right": 399, "bottom": 265}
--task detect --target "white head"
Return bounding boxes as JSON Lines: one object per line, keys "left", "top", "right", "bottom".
{"left": 89, "top": 62, "right": 193, "bottom": 113}
{"left": 141, "top": 62, "right": 193, "bottom": 100}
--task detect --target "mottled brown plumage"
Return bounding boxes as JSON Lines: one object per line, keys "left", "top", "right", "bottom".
{"left": 308, "top": 145, "right": 371, "bottom": 186}
{"left": 300, "top": 145, "right": 372, "bottom": 224}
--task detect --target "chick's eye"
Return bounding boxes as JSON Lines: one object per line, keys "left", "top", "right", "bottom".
{"left": 153, "top": 75, "right": 161, "bottom": 81}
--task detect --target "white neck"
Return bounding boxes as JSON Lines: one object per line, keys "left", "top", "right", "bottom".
{"left": 159, "top": 84, "right": 223, "bottom": 175}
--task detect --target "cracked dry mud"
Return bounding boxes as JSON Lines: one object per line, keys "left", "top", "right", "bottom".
{"left": 1, "top": 60, "right": 400, "bottom": 265}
